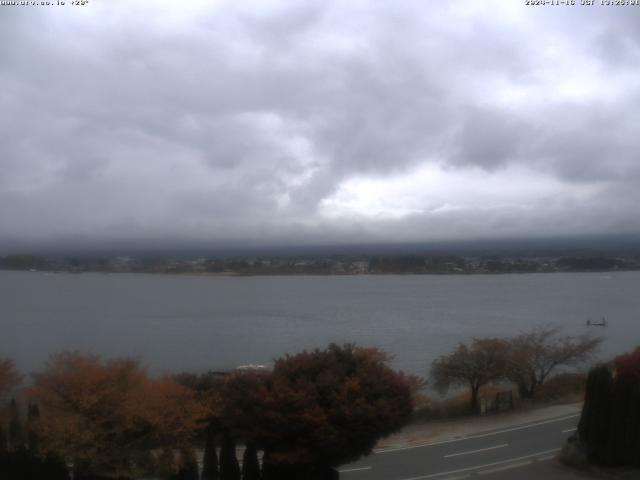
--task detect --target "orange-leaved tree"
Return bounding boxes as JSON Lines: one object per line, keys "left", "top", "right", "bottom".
{"left": 614, "top": 345, "right": 640, "bottom": 383}
{"left": 0, "top": 358, "right": 22, "bottom": 401}
{"left": 0, "top": 358, "right": 22, "bottom": 454}
{"left": 28, "top": 352, "right": 205, "bottom": 479}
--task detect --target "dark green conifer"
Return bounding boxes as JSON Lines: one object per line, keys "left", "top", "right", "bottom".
{"left": 607, "top": 374, "right": 631, "bottom": 465}
{"left": 579, "top": 365, "right": 613, "bottom": 465}
{"left": 72, "top": 459, "right": 93, "bottom": 480}
{"left": 27, "top": 403, "right": 40, "bottom": 454}
{"left": 578, "top": 357, "right": 640, "bottom": 468}
{"left": 219, "top": 428, "right": 240, "bottom": 480}
{"left": 201, "top": 425, "right": 219, "bottom": 480}
{"left": 0, "top": 422, "right": 7, "bottom": 456}
{"left": 578, "top": 364, "right": 597, "bottom": 442}
{"left": 241, "top": 442, "right": 261, "bottom": 480}
{"left": 156, "top": 447, "right": 177, "bottom": 480}
{"left": 612, "top": 372, "right": 640, "bottom": 466}
{"left": 631, "top": 381, "right": 640, "bottom": 467}
{"left": 176, "top": 447, "right": 199, "bottom": 480}
{"left": 42, "top": 454, "right": 71, "bottom": 480}
{"left": 8, "top": 398, "right": 25, "bottom": 451}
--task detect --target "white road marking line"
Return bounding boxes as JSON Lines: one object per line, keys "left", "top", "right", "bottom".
{"left": 535, "top": 454, "right": 557, "bottom": 462}
{"left": 339, "top": 466, "right": 372, "bottom": 473}
{"left": 376, "top": 414, "right": 579, "bottom": 454}
{"left": 562, "top": 427, "right": 577, "bottom": 433}
{"left": 478, "top": 460, "right": 531, "bottom": 475}
{"left": 440, "top": 475, "right": 471, "bottom": 480}
{"left": 397, "top": 448, "right": 561, "bottom": 480}
{"left": 444, "top": 443, "right": 508, "bottom": 458}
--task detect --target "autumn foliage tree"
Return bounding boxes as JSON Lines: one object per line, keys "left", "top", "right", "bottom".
{"left": 614, "top": 346, "right": 640, "bottom": 383}
{"left": 220, "top": 344, "right": 416, "bottom": 480}
{"left": 0, "top": 358, "right": 22, "bottom": 455}
{"left": 507, "top": 325, "right": 601, "bottom": 399}
{"left": 0, "top": 359, "right": 21, "bottom": 401}
{"left": 431, "top": 338, "right": 510, "bottom": 413}
{"left": 28, "top": 352, "right": 204, "bottom": 479}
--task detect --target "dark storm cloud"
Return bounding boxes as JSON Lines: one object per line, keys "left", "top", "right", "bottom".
{"left": 1, "top": 0, "right": 640, "bottom": 249}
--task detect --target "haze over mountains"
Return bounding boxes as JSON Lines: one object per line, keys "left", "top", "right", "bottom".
{"left": 2, "top": 234, "right": 640, "bottom": 261}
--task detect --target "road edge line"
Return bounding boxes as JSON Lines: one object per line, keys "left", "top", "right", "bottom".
{"left": 376, "top": 414, "right": 579, "bottom": 454}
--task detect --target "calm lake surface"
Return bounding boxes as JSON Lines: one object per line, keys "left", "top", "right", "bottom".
{"left": 1, "top": 270, "right": 638, "bottom": 376}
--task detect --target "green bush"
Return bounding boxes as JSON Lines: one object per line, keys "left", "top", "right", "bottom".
{"left": 558, "top": 443, "right": 588, "bottom": 470}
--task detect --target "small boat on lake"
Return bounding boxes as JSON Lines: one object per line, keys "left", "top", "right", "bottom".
{"left": 586, "top": 317, "right": 607, "bottom": 327}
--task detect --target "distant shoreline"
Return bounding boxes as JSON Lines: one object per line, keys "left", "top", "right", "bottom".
{"left": 2, "top": 252, "right": 639, "bottom": 276}
{"left": 0, "top": 268, "right": 635, "bottom": 277}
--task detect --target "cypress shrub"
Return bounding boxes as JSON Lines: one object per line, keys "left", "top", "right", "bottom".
{"left": 72, "top": 459, "right": 94, "bottom": 480}
{"left": 260, "top": 453, "right": 276, "bottom": 480}
{"left": 27, "top": 403, "right": 40, "bottom": 454}
{"left": 201, "top": 425, "right": 219, "bottom": 480}
{"left": 577, "top": 365, "right": 595, "bottom": 445}
{"left": 618, "top": 376, "right": 640, "bottom": 466}
{"left": 1, "top": 449, "right": 70, "bottom": 480}
{"left": 219, "top": 428, "right": 240, "bottom": 480}
{"left": 241, "top": 442, "right": 261, "bottom": 480}
{"left": 578, "top": 355, "right": 640, "bottom": 468}
{"left": 156, "top": 447, "right": 176, "bottom": 480}
{"left": 176, "top": 448, "right": 199, "bottom": 480}
{"left": 8, "top": 398, "right": 25, "bottom": 450}
{"left": 583, "top": 365, "right": 612, "bottom": 465}
{"left": 607, "top": 374, "right": 635, "bottom": 465}
{"left": 632, "top": 382, "right": 640, "bottom": 466}
{"left": 260, "top": 452, "right": 304, "bottom": 480}
{"left": 41, "top": 454, "right": 71, "bottom": 480}
{"left": 0, "top": 422, "right": 6, "bottom": 456}
{"left": 0, "top": 447, "right": 31, "bottom": 479}
{"left": 134, "top": 449, "right": 157, "bottom": 479}
{"left": 612, "top": 345, "right": 640, "bottom": 466}
{"left": 309, "top": 466, "right": 339, "bottom": 480}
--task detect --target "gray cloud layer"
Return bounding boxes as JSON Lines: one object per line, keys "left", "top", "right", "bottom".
{"left": 1, "top": 1, "right": 640, "bottom": 248}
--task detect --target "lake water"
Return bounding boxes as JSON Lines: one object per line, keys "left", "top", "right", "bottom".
{"left": 1, "top": 270, "right": 638, "bottom": 377}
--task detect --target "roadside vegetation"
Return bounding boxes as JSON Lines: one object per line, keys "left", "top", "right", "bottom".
{"left": 426, "top": 325, "right": 600, "bottom": 417}
{"left": 0, "top": 344, "right": 417, "bottom": 480}
{"left": 0, "top": 326, "right": 620, "bottom": 480}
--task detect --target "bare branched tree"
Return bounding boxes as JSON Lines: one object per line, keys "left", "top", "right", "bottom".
{"left": 507, "top": 325, "right": 601, "bottom": 399}
{"left": 430, "top": 338, "right": 511, "bottom": 414}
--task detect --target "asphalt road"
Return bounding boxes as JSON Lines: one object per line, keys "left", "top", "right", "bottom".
{"left": 339, "top": 413, "right": 581, "bottom": 480}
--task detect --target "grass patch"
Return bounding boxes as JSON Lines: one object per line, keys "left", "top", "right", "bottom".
{"left": 411, "top": 374, "right": 587, "bottom": 423}
{"left": 535, "top": 373, "right": 586, "bottom": 402}
{"left": 411, "top": 392, "right": 473, "bottom": 422}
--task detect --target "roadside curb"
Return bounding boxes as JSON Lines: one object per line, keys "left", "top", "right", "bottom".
{"left": 376, "top": 402, "right": 583, "bottom": 451}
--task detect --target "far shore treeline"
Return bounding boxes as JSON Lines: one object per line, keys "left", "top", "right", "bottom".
{"left": 2, "top": 251, "right": 640, "bottom": 276}
{"left": 0, "top": 328, "right": 634, "bottom": 480}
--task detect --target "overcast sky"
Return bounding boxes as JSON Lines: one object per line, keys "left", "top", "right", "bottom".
{"left": 2, "top": 1, "right": 640, "bottom": 250}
